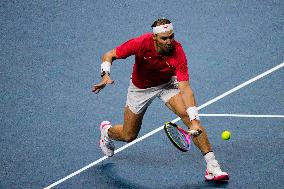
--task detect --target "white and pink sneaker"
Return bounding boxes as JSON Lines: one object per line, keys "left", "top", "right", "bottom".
{"left": 205, "top": 160, "right": 229, "bottom": 181}
{"left": 99, "top": 121, "right": 115, "bottom": 157}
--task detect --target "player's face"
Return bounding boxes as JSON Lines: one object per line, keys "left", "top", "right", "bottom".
{"left": 153, "top": 30, "right": 174, "bottom": 54}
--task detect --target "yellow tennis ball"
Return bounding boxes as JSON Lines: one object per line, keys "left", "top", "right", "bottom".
{"left": 222, "top": 131, "right": 231, "bottom": 140}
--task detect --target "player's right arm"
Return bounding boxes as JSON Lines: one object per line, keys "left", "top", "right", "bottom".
{"left": 92, "top": 34, "right": 146, "bottom": 94}
{"left": 92, "top": 48, "right": 117, "bottom": 94}
{"left": 102, "top": 48, "right": 117, "bottom": 63}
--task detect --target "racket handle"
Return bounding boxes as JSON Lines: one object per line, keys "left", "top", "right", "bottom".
{"left": 188, "top": 129, "right": 202, "bottom": 136}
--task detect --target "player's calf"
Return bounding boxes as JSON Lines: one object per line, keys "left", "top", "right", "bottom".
{"left": 121, "top": 132, "right": 138, "bottom": 142}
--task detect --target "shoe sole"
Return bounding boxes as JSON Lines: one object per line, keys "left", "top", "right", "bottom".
{"left": 205, "top": 174, "right": 229, "bottom": 181}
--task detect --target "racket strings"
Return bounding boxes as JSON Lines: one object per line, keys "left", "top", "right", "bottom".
{"left": 167, "top": 126, "right": 188, "bottom": 149}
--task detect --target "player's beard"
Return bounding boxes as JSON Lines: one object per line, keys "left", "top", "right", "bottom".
{"left": 158, "top": 43, "right": 174, "bottom": 55}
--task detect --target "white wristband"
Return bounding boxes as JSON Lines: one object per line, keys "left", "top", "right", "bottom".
{"left": 101, "top": 61, "right": 111, "bottom": 73}
{"left": 186, "top": 106, "right": 200, "bottom": 121}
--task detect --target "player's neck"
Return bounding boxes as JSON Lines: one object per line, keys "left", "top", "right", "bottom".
{"left": 154, "top": 42, "right": 170, "bottom": 55}
{"left": 154, "top": 42, "right": 162, "bottom": 54}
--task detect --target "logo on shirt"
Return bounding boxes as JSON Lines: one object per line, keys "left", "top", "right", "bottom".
{"left": 165, "top": 61, "right": 173, "bottom": 67}
{"left": 143, "top": 56, "right": 151, "bottom": 60}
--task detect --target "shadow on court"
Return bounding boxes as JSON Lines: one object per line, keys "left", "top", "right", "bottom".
{"left": 176, "top": 182, "right": 229, "bottom": 189}
{"left": 86, "top": 163, "right": 229, "bottom": 189}
{"left": 86, "top": 163, "right": 152, "bottom": 189}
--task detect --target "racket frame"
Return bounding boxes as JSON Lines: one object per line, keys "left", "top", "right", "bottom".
{"left": 164, "top": 122, "right": 191, "bottom": 152}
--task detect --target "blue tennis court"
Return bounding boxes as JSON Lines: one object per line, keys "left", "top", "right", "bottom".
{"left": 1, "top": 1, "right": 283, "bottom": 188}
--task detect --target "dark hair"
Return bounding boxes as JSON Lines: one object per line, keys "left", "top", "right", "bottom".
{"left": 151, "top": 18, "right": 171, "bottom": 28}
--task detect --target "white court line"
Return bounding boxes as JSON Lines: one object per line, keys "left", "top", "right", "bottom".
{"left": 200, "top": 114, "right": 284, "bottom": 118}
{"left": 44, "top": 62, "right": 284, "bottom": 189}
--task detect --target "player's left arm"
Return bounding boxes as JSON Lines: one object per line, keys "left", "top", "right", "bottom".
{"left": 175, "top": 44, "right": 201, "bottom": 129}
{"left": 178, "top": 81, "right": 201, "bottom": 128}
{"left": 178, "top": 81, "right": 196, "bottom": 107}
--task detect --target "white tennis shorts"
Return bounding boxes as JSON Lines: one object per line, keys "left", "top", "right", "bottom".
{"left": 126, "top": 77, "right": 180, "bottom": 114}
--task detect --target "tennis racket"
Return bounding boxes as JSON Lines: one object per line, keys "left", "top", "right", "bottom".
{"left": 164, "top": 122, "right": 202, "bottom": 152}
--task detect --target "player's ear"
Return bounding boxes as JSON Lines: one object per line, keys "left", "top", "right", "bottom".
{"left": 152, "top": 33, "right": 157, "bottom": 41}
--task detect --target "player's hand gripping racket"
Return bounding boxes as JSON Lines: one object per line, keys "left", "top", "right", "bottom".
{"left": 164, "top": 122, "right": 202, "bottom": 152}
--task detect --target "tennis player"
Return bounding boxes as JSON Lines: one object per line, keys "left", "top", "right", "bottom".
{"left": 92, "top": 18, "right": 229, "bottom": 181}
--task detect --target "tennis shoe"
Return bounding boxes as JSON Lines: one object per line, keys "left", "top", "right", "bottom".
{"left": 99, "top": 121, "right": 115, "bottom": 157}
{"left": 205, "top": 160, "right": 229, "bottom": 181}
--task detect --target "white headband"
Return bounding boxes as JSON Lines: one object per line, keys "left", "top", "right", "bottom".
{"left": 152, "top": 23, "right": 174, "bottom": 34}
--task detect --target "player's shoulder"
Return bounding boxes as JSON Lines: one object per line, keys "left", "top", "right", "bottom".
{"left": 173, "top": 39, "right": 183, "bottom": 49}
{"left": 173, "top": 40, "right": 185, "bottom": 55}
{"left": 134, "top": 32, "right": 152, "bottom": 42}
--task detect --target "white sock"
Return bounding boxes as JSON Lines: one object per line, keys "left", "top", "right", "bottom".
{"left": 102, "top": 125, "right": 111, "bottom": 141}
{"left": 204, "top": 151, "right": 216, "bottom": 164}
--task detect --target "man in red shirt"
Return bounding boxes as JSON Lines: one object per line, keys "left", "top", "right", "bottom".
{"left": 92, "top": 18, "right": 229, "bottom": 181}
